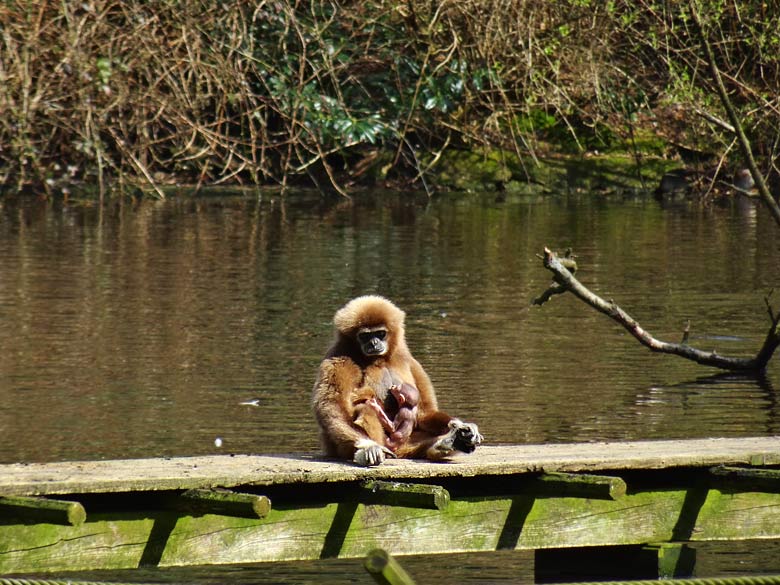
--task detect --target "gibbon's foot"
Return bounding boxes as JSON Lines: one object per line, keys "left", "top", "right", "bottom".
{"left": 452, "top": 420, "right": 483, "bottom": 453}
{"left": 353, "top": 439, "right": 396, "bottom": 467}
{"left": 432, "top": 419, "right": 483, "bottom": 456}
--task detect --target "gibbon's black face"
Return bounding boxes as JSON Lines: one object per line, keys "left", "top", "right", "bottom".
{"left": 357, "top": 325, "right": 388, "bottom": 356}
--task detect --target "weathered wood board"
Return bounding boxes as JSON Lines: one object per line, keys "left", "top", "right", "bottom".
{"left": 3, "top": 438, "right": 780, "bottom": 575}
{"left": 3, "top": 437, "right": 780, "bottom": 496}
{"left": 2, "top": 488, "right": 780, "bottom": 573}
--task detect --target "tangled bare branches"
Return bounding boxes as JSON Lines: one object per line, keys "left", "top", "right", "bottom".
{"left": 2, "top": 1, "right": 780, "bottom": 197}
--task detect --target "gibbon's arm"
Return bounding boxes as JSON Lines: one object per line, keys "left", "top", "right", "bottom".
{"left": 402, "top": 355, "right": 454, "bottom": 440}
{"left": 313, "top": 357, "right": 394, "bottom": 465}
{"left": 407, "top": 356, "right": 439, "bottom": 414}
{"left": 313, "top": 357, "right": 365, "bottom": 446}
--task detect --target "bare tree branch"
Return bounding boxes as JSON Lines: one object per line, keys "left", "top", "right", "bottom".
{"left": 535, "top": 247, "right": 780, "bottom": 374}
{"left": 689, "top": 1, "right": 780, "bottom": 228}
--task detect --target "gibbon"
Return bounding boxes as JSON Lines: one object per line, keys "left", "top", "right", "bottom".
{"left": 312, "top": 295, "right": 482, "bottom": 466}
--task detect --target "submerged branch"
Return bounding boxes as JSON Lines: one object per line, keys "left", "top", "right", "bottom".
{"left": 535, "top": 248, "right": 780, "bottom": 374}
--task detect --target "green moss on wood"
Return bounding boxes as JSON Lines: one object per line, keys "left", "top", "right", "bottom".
{"left": 0, "top": 495, "right": 86, "bottom": 526}
{"left": 528, "top": 472, "right": 627, "bottom": 500}
{"left": 172, "top": 488, "right": 271, "bottom": 518}
{"left": 428, "top": 147, "right": 679, "bottom": 193}
{"left": 5, "top": 487, "right": 780, "bottom": 574}
{"left": 359, "top": 481, "right": 450, "bottom": 510}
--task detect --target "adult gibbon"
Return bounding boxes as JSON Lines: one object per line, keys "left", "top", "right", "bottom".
{"left": 312, "top": 295, "right": 482, "bottom": 466}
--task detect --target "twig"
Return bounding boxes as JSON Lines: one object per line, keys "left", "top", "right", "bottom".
{"left": 693, "top": 107, "right": 735, "bottom": 133}
{"left": 532, "top": 282, "right": 568, "bottom": 306}
{"left": 107, "top": 128, "right": 166, "bottom": 200}
{"left": 533, "top": 248, "right": 577, "bottom": 306}
{"left": 535, "top": 247, "right": 780, "bottom": 374}
{"left": 765, "top": 290, "right": 777, "bottom": 324}
{"left": 400, "top": 136, "right": 432, "bottom": 197}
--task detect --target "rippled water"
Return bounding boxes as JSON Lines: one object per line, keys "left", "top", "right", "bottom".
{"left": 2, "top": 189, "right": 779, "bottom": 581}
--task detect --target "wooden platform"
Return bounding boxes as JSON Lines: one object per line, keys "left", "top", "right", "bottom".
{"left": 2, "top": 437, "right": 780, "bottom": 576}
{"left": 5, "top": 437, "right": 780, "bottom": 496}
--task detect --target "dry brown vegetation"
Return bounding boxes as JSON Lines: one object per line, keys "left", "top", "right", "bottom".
{"left": 1, "top": 1, "right": 779, "bottom": 197}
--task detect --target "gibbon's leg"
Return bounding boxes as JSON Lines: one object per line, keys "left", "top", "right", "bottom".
{"left": 322, "top": 407, "right": 394, "bottom": 465}
{"left": 354, "top": 400, "right": 392, "bottom": 445}
{"left": 435, "top": 418, "right": 483, "bottom": 455}
{"left": 314, "top": 372, "right": 394, "bottom": 466}
{"left": 395, "top": 413, "right": 483, "bottom": 460}
{"left": 351, "top": 382, "right": 397, "bottom": 455}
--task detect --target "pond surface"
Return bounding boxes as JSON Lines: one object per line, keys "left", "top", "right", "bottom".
{"left": 2, "top": 188, "right": 779, "bottom": 581}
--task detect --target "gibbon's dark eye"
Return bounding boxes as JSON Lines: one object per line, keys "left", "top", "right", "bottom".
{"left": 358, "top": 329, "right": 386, "bottom": 343}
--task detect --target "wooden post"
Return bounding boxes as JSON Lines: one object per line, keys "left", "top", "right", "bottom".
{"left": 710, "top": 465, "right": 780, "bottom": 492}
{"left": 526, "top": 472, "right": 627, "bottom": 500}
{"left": 364, "top": 548, "right": 417, "bottom": 585}
{"left": 171, "top": 488, "right": 271, "bottom": 518}
{"left": 359, "top": 480, "right": 450, "bottom": 510}
{"left": 0, "top": 495, "right": 86, "bottom": 526}
{"left": 644, "top": 543, "right": 696, "bottom": 579}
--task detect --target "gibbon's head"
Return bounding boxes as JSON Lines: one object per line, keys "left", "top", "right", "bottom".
{"left": 390, "top": 382, "right": 420, "bottom": 408}
{"left": 333, "top": 295, "right": 406, "bottom": 357}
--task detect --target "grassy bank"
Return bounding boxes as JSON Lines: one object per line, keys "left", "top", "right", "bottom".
{"left": 1, "top": 1, "right": 779, "bottom": 197}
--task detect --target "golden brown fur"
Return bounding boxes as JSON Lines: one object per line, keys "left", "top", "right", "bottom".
{"left": 312, "top": 295, "right": 481, "bottom": 464}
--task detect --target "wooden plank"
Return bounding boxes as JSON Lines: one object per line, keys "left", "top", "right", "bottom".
{"left": 169, "top": 489, "right": 271, "bottom": 519}
{"left": 3, "top": 437, "right": 780, "bottom": 496}
{"left": 4, "top": 487, "right": 780, "bottom": 573}
{"left": 359, "top": 481, "right": 450, "bottom": 510}
{"left": 710, "top": 465, "right": 780, "bottom": 492}
{"left": 526, "top": 472, "right": 626, "bottom": 500}
{"left": 0, "top": 495, "right": 86, "bottom": 526}
{"left": 693, "top": 488, "right": 780, "bottom": 539}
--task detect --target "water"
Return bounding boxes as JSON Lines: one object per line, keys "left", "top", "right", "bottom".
{"left": 1, "top": 189, "right": 779, "bottom": 581}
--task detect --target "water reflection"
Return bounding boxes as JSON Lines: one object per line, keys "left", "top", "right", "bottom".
{"left": 0, "top": 191, "right": 778, "bottom": 464}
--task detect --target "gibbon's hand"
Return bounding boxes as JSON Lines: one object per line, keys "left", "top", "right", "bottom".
{"left": 353, "top": 439, "right": 396, "bottom": 467}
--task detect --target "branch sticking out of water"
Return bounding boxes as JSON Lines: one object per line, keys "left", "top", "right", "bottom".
{"left": 534, "top": 247, "right": 780, "bottom": 374}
